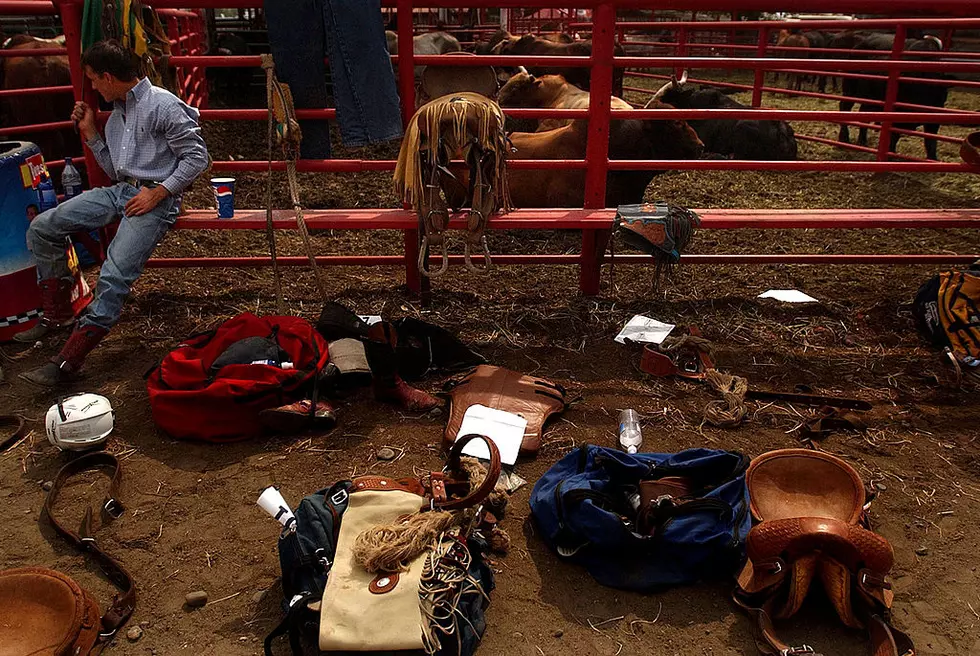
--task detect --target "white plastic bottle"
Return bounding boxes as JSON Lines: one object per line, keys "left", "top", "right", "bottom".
{"left": 618, "top": 409, "right": 643, "bottom": 454}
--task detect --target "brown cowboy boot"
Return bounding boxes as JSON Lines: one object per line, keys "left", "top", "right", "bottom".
{"left": 259, "top": 399, "right": 337, "bottom": 433}
{"left": 19, "top": 325, "right": 108, "bottom": 387}
{"left": 12, "top": 279, "right": 75, "bottom": 343}
{"left": 364, "top": 322, "right": 442, "bottom": 412}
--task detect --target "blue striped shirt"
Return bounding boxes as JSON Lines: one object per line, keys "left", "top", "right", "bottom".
{"left": 85, "top": 77, "right": 208, "bottom": 195}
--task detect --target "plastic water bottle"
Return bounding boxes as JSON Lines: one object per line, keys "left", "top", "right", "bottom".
{"left": 37, "top": 173, "right": 58, "bottom": 212}
{"left": 61, "top": 157, "right": 83, "bottom": 200}
{"left": 618, "top": 409, "right": 643, "bottom": 454}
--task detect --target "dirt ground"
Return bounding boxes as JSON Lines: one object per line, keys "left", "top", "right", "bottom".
{"left": 2, "top": 69, "right": 980, "bottom": 656}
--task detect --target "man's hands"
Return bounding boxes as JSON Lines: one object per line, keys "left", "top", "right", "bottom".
{"left": 125, "top": 185, "right": 170, "bottom": 216}
{"left": 71, "top": 101, "right": 98, "bottom": 141}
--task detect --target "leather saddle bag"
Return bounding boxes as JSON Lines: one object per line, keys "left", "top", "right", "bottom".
{"left": 0, "top": 452, "right": 136, "bottom": 656}
{"left": 734, "top": 448, "right": 912, "bottom": 656}
{"left": 442, "top": 365, "right": 568, "bottom": 455}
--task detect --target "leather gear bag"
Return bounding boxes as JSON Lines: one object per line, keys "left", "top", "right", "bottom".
{"left": 734, "top": 449, "right": 913, "bottom": 656}
{"left": 264, "top": 435, "right": 500, "bottom": 655}
{"left": 0, "top": 452, "right": 136, "bottom": 655}
{"left": 442, "top": 365, "right": 568, "bottom": 455}
{"left": 319, "top": 434, "right": 500, "bottom": 653}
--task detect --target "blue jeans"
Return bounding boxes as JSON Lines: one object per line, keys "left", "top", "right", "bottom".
{"left": 264, "top": 0, "right": 402, "bottom": 158}
{"left": 26, "top": 182, "right": 177, "bottom": 331}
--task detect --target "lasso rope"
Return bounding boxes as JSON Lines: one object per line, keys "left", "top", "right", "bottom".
{"left": 352, "top": 457, "right": 509, "bottom": 574}
{"left": 261, "top": 54, "right": 330, "bottom": 305}
{"left": 662, "top": 334, "right": 748, "bottom": 428}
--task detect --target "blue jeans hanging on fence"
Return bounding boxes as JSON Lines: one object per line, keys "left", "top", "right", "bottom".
{"left": 264, "top": 0, "right": 403, "bottom": 159}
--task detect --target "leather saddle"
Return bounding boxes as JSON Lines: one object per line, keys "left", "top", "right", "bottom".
{"left": 734, "top": 449, "right": 913, "bottom": 656}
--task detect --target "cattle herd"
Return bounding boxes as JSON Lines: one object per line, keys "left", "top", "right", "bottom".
{"left": 0, "top": 22, "right": 959, "bottom": 207}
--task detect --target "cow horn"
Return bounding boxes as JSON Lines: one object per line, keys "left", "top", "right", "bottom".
{"left": 651, "top": 78, "right": 673, "bottom": 101}
{"left": 517, "top": 66, "right": 528, "bottom": 75}
{"left": 677, "top": 69, "right": 689, "bottom": 85}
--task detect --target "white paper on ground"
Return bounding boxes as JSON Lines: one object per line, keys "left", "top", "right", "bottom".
{"left": 614, "top": 315, "right": 676, "bottom": 345}
{"left": 758, "top": 289, "right": 819, "bottom": 303}
{"left": 357, "top": 315, "right": 382, "bottom": 325}
{"left": 454, "top": 404, "right": 528, "bottom": 466}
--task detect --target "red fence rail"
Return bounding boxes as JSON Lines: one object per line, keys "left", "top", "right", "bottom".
{"left": 2, "top": 0, "right": 979, "bottom": 295}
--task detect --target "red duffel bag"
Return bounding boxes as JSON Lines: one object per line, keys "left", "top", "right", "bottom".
{"left": 146, "top": 313, "right": 330, "bottom": 442}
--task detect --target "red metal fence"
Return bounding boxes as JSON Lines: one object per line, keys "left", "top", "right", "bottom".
{"left": 2, "top": 0, "right": 979, "bottom": 295}
{"left": 0, "top": 1, "right": 206, "bottom": 176}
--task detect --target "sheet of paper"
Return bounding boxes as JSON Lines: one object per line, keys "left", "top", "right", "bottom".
{"left": 454, "top": 404, "right": 528, "bottom": 466}
{"left": 614, "top": 315, "right": 675, "bottom": 345}
{"left": 358, "top": 315, "right": 382, "bottom": 325}
{"left": 758, "top": 289, "right": 819, "bottom": 303}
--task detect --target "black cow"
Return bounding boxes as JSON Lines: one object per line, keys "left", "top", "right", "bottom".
{"left": 838, "top": 34, "right": 950, "bottom": 160}
{"left": 649, "top": 74, "right": 797, "bottom": 160}
{"left": 207, "top": 32, "right": 256, "bottom": 107}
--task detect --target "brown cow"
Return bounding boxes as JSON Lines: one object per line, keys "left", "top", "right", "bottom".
{"left": 775, "top": 29, "right": 810, "bottom": 91}
{"left": 0, "top": 34, "right": 76, "bottom": 165}
{"left": 492, "top": 34, "right": 626, "bottom": 97}
{"left": 497, "top": 70, "right": 632, "bottom": 131}
{"left": 506, "top": 104, "right": 703, "bottom": 208}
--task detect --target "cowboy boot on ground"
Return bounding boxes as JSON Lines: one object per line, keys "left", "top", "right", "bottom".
{"left": 364, "top": 322, "right": 442, "bottom": 412}
{"left": 19, "top": 325, "right": 108, "bottom": 387}
{"left": 12, "top": 278, "right": 75, "bottom": 343}
{"left": 259, "top": 399, "right": 337, "bottom": 434}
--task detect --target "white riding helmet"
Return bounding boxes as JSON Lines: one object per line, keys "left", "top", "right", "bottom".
{"left": 45, "top": 393, "right": 114, "bottom": 451}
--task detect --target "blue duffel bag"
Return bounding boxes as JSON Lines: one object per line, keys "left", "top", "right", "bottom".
{"left": 529, "top": 444, "right": 751, "bottom": 591}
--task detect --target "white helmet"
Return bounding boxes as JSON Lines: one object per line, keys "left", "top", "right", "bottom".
{"left": 45, "top": 393, "right": 114, "bottom": 451}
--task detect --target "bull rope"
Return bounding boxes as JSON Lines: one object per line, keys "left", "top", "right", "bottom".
{"left": 261, "top": 54, "right": 330, "bottom": 307}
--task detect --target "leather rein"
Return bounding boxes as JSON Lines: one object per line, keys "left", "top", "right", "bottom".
{"left": 44, "top": 452, "right": 137, "bottom": 646}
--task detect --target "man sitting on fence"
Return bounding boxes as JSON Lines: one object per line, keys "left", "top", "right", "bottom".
{"left": 16, "top": 39, "right": 209, "bottom": 387}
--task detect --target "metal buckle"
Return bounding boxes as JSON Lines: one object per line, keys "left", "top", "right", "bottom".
{"left": 769, "top": 561, "right": 783, "bottom": 575}
{"left": 783, "top": 647, "right": 815, "bottom": 655}
{"left": 329, "top": 489, "right": 348, "bottom": 506}
{"left": 103, "top": 498, "right": 123, "bottom": 519}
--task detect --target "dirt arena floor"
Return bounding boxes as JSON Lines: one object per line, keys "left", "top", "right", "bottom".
{"left": 1, "top": 70, "right": 979, "bottom": 655}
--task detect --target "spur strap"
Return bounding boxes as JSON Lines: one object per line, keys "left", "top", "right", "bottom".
{"left": 44, "top": 452, "right": 136, "bottom": 641}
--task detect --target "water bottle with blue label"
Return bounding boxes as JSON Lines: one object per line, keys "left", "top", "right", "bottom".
{"left": 37, "top": 172, "right": 58, "bottom": 212}
{"left": 61, "top": 157, "right": 83, "bottom": 200}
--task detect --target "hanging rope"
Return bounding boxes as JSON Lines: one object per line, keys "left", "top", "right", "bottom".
{"left": 261, "top": 53, "right": 331, "bottom": 304}
{"left": 261, "top": 55, "right": 285, "bottom": 314}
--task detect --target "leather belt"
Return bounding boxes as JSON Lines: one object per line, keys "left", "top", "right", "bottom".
{"left": 120, "top": 176, "right": 159, "bottom": 188}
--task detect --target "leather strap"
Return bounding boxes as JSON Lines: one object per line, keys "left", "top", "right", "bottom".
{"left": 44, "top": 452, "right": 136, "bottom": 644}
{"left": 0, "top": 414, "right": 27, "bottom": 452}
{"left": 434, "top": 434, "right": 501, "bottom": 511}
{"left": 735, "top": 556, "right": 913, "bottom": 656}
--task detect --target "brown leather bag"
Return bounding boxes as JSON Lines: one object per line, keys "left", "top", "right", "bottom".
{"left": 442, "top": 365, "right": 568, "bottom": 455}
{"left": 0, "top": 452, "right": 136, "bottom": 655}
{"left": 734, "top": 449, "right": 912, "bottom": 656}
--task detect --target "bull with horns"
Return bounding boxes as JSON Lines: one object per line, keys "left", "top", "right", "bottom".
{"left": 647, "top": 71, "right": 797, "bottom": 161}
